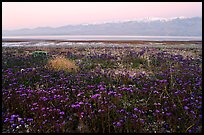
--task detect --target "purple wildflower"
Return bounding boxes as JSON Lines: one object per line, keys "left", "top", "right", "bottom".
{"left": 98, "top": 109, "right": 105, "bottom": 113}
{"left": 71, "top": 104, "right": 80, "bottom": 108}
{"left": 59, "top": 111, "right": 65, "bottom": 115}
{"left": 27, "top": 118, "right": 33, "bottom": 122}
{"left": 10, "top": 119, "right": 14, "bottom": 123}
{"left": 11, "top": 114, "right": 19, "bottom": 119}
{"left": 91, "top": 94, "right": 100, "bottom": 99}
{"left": 184, "top": 106, "right": 189, "bottom": 110}
{"left": 154, "top": 102, "right": 161, "bottom": 106}
{"left": 166, "top": 112, "right": 172, "bottom": 116}
{"left": 20, "top": 120, "right": 25, "bottom": 125}
{"left": 140, "top": 119, "right": 145, "bottom": 123}
{"left": 79, "top": 101, "right": 84, "bottom": 105}
{"left": 132, "top": 114, "right": 138, "bottom": 118}
{"left": 4, "top": 118, "right": 9, "bottom": 123}
{"left": 153, "top": 90, "right": 159, "bottom": 94}
{"left": 11, "top": 124, "right": 17, "bottom": 128}
{"left": 155, "top": 110, "right": 160, "bottom": 113}
{"left": 116, "top": 122, "right": 121, "bottom": 127}
{"left": 61, "top": 121, "right": 66, "bottom": 125}
{"left": 199, "top": 114, "right": 202, "bottom": 119}
{"left": 100, "top": 87, "right": 105, "bottom": 91}
{"left": 32, "top": 103, "right": 37, "bottom": 106}
{"left": 40, "top": 97, "right": 48, "bottom": 101}
{"left": 134, "top": 108, "right": 139, "bottom": 111}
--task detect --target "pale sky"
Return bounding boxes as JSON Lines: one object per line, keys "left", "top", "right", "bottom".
{"left": 2, "top": 2, "right": 202, "bottom": 30}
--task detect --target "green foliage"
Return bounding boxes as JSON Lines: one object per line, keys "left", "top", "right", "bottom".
{"left": 82, "top": 58, "right": 117, "bottom": 70}
{"left": 150, "top": 56, "right": 160, "bottom": 67}
{"left": 124, "top": 57, "right": 147, "bottom": 69}
{"left": 131, "top": 58, "right": 147, "bottom": 68}
{"left": 32, "top": 51, "right": 47, "bottom": 58}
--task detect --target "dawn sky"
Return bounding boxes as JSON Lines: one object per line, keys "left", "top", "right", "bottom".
{"left": 2, "top": 2, "right": 202, "bottom": 30}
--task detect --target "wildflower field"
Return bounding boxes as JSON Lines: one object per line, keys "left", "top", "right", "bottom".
{"left": 2, "top": 42, "right": 202, "bottom": 133}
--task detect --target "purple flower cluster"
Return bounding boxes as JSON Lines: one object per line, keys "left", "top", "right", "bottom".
{"left": 2, "top": 46, "right": 202, "bottom": 133}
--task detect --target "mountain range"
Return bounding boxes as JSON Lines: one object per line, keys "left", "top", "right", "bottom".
{"left": 2, "top": 17, "right": 202, "bottom": 36}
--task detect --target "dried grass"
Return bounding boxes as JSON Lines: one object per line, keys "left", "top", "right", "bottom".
{"left": 46, "top": 55, "right": 78, "bottom": 72}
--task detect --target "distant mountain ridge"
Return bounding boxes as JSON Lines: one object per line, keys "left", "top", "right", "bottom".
{"left": 2, "top": 17, "right": 202, "bottom": 36}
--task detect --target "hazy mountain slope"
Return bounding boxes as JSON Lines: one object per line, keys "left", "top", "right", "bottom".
{"left": 2, "top": 17, "right": 202, "bottom": 36}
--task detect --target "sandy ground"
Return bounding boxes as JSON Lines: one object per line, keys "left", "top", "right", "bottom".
{"left": 2, "top": 39, "right": 202, "bottom": 49}
{"left": 2, "top": 39, "right": 202, "bottom": 44}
